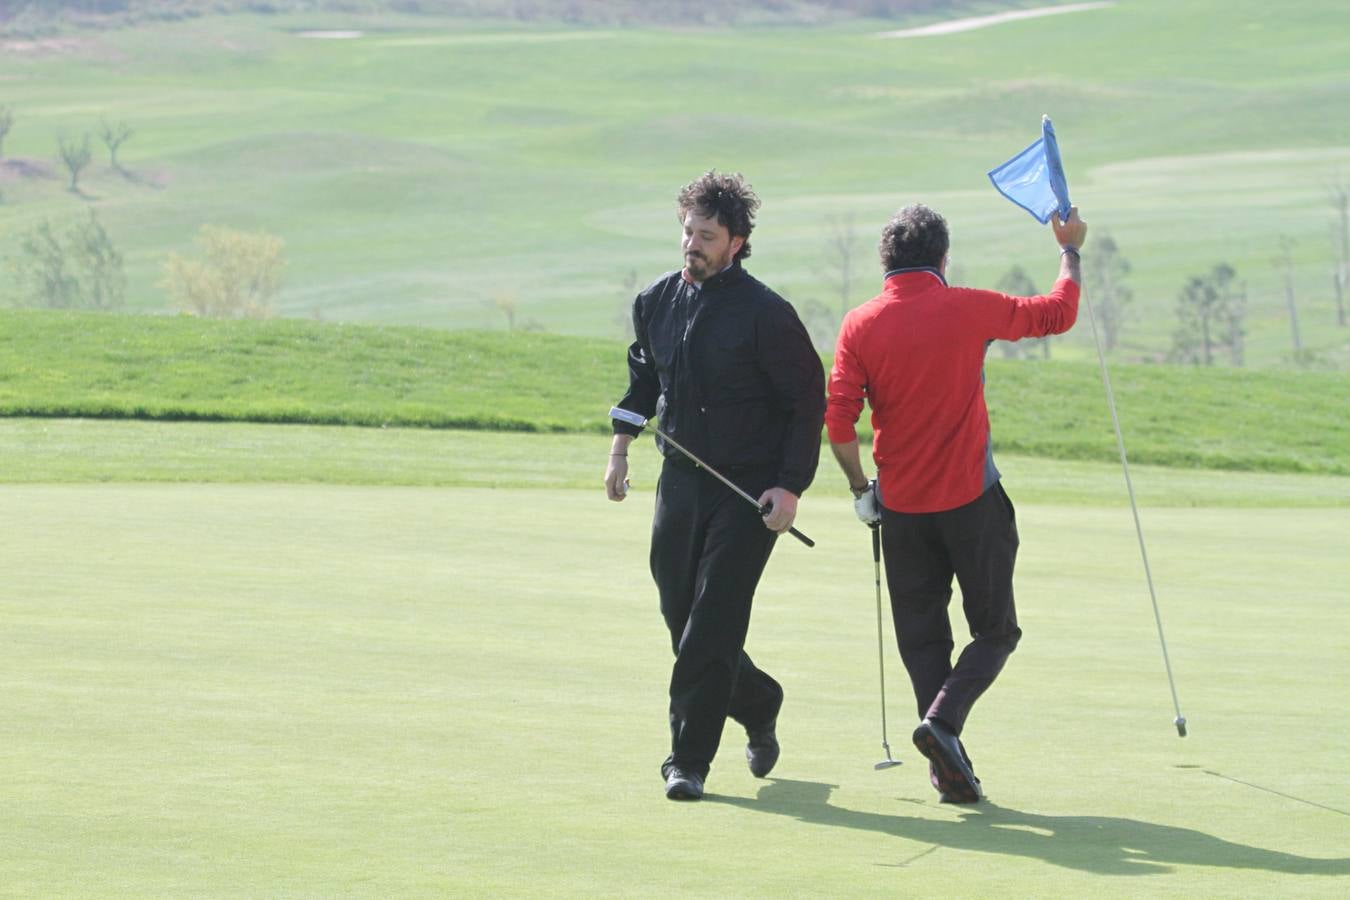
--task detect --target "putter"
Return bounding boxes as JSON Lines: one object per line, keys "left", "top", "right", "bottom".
{"left": 608, "top": 407, "right": 814, "bottom": 548}
{"left": 871, "top": 523, "right": 902, "bottom": 770}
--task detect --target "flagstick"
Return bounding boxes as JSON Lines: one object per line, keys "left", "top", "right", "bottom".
{"left": 1080, "top": 285, "right": 1188, "bottom": 738}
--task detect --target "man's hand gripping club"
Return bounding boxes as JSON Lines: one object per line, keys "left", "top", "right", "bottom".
{"left": 606, "top": 407, "right": 814, "bottom": 547}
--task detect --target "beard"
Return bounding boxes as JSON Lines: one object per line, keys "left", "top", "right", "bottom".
{"left": 685, "top": 250, "right": 728, "bottom": 281}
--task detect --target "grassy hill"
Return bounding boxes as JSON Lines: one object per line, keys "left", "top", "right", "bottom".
{"left": 2, "top": 309, "right": 1345, "bottom": 474}
{"left": 0, "top": 0, "right": 1347, "bottom": 368}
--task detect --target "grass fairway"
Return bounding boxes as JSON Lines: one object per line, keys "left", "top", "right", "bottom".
{"left": 2, "top": 430, "right": 1347, "bottom": 895}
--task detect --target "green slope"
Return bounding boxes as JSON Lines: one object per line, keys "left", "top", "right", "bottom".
{"left": 2, "top": 309, "right": 1346, "bottom": 473}
{"left": 1, "top": 0, "right": 1347, "bottom": 367}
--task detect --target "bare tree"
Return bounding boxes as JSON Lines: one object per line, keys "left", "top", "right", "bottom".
{"left": 57, "top": 132, "right": 93, "bottom": 193}
{"left": 795, "top": 296, "right": 841, "bottom": 354}
{"left": 613, "top": 268, "right": 639, "bottom": 339}
{"left": 492, "top": 293, "right": 517, "bottom": 331}
{"left": 1171, "top": 275, "right": 1218, "bottom": 365}
{"left": 994, "top": 265, "right": 1049, "bottom": 358}
{"left": 1170, "top": 263, "right": 1247, "bottom": 366}
{"left": 13, "top": 221, "right": 79, "bottom": 308}
{"left": 97, "top": 118, "right": 133, "bottom": 173}
{"left": 1210, "top": 263, "right": 1246, "bottom": 366}
{"left": 0, "top": 106, "right": 13, "bottom": 160}
{"left": 824, "top": 213, "right": 860, "bottom": 321}
{"left": 1330, "top": 176, "right": 1348, "bottom": 327}
{"left": 9, "top": 210, "right": 125, "bottom": 310}
{"left": 1084, "top": 233, "right": 1132, "bottom": 351}
{"left": 1274, "top": 234, "right": 1302, "bottom": 355}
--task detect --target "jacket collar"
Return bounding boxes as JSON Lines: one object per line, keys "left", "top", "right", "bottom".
{"left": 682, "top": 259, "right": 744, "bottom": 290}
{"left": 883, "top": 266, "right": 947, "bottom": 288}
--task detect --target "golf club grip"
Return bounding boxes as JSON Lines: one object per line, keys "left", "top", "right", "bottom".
{"left": 758, "top": 501, "right": 814, "bottom": 548}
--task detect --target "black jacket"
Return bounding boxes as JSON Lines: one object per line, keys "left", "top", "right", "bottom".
{"left": 613, "top": 262, "right": 825, "bottom": 497}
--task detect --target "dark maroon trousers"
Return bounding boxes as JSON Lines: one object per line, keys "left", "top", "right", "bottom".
{"left": 880, "top": 482, "right": 1021, "bottom": 736}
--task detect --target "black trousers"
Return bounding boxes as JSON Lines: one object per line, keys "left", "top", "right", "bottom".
{"left": 650, "top": 459, "right": 783, "bottom": 779}
{"left": 880, "top": 482, "right": 1021, "bottom": 736}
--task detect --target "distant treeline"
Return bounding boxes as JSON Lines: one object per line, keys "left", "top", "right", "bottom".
{"left": 1, "top": 0, "right": 1001, "bottom": 29}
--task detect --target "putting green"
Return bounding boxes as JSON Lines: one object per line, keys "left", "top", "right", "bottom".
{"left": 2, "top": 475, "right": 1346, "bottom": 895}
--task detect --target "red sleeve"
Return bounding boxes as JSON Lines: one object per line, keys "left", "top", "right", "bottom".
{"left": 963, "top": 277, "right": 1080, "bottom": 342}
{"left": 825, "top": 314, "right": 866, "bottom": 444}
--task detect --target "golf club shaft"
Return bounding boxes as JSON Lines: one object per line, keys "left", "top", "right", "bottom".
{"left": 1082, "top": 290, "right": 1186, "bottom": 737}
{"left": 872, "top": 524, "right": 894, "bottom": 758}
{"left": 641, "top": 420, "right": 815, "bottom": 548}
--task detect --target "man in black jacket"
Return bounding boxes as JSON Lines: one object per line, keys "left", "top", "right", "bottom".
{"left": 605, "top": 170, "right": 825, "bottom": 801}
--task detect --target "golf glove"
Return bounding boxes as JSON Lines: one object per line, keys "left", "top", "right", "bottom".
{"left": 853, "top": 479, "right": 881, "bottom": 526}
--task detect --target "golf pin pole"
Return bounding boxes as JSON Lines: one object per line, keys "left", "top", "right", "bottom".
{"left": 1081, "top": 288, "right": 1187, "bottom": 737}
{"left": 608, "top": 407, "right": 815, "bottom": 548}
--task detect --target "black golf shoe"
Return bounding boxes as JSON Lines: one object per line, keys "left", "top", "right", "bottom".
{"left": 913, "top": 719, "right": 984, "bottom": 804}
{"left": 745, "top": 723, "right": 780, "bottom": 778}
{"left": 930, "top": 745, "right": 982, "bottom": 804}
{"left": 663, "top": 766, "right": 704, "bottom": 801}
{"left": 745, "top": 683, "right": 784, "bottom": 778}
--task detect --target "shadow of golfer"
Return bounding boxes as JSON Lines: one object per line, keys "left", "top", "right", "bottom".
{"left": 706, "top": 778, "right": 1350, "bottom": 877}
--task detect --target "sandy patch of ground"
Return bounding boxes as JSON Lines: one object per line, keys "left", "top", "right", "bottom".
{"left": 297, "top": 30, "right": 364, "bottom": 40}
{"left": 375, "top": 31, "right": 617, "bottom": 48}
{"left": 0, "top": 158, "right": 57, "bottom": 182}
{"left": 0, "top": 35, "right": 125, "bottom": 61}
{"left": 1, "top": 37, "right": 86, "bottom": 53}
{"left": 878, "top": 2, "right": 1115, "bottom": 38}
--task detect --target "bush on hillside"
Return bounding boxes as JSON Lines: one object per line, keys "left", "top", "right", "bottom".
{"left": 162, "top": 224, "right": 286, "bottom": 320}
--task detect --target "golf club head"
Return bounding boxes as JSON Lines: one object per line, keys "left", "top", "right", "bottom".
{"left": 1175, "top": 716, "right": 1188, "bottom": 737}
{"left": 608, "top": 407, "right": 648, "bottom": 429}
{"left": 874, "top": 759, "right": 903, "bottom": 770}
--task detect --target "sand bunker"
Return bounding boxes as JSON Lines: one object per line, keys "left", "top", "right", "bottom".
{"left": 879, "top": 2, "right": 1114, "bottom": 38}
{"left": 297, "top": 30, "right": 364, "bottom": 40}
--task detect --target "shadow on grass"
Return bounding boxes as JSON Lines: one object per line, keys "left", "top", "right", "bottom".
{"left": 706, "top": 778, "right": 1350, "bottom": 876}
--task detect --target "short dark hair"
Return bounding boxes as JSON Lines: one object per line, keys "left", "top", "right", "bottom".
{"left": 879, "top": 204, "right": 949, "bottom": 272}
{"left": 677, "top": 170, "right": 759, "bottom": 261}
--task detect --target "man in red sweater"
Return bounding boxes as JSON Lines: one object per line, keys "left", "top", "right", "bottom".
{"left": 825, "top": 203, "right": 1088, "bottom": 803}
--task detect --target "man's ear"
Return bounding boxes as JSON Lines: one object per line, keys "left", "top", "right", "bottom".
{"left": 730, "top": 235, "right": 745, "bottom": 259}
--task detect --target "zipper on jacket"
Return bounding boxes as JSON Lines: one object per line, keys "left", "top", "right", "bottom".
{"left": 679, "top": 284, "right": 709, "bottom": 419}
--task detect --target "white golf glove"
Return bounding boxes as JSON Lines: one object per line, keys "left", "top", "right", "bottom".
{"left": 853, "top": 479, "right": 881, "bottom": 526}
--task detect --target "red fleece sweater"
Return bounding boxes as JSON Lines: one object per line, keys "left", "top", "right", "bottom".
{"left": 826, "top": 270, "right": 1079, "bottom": 513}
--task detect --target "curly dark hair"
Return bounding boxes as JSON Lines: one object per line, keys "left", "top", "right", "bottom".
{"left": 878, "top": 204, "right": 949, "bottom": 272}
{"left": 677, "top": 170, "right": 759, "bottom": 261}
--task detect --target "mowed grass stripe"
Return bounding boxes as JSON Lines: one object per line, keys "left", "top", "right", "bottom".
{"left": 3, "top": 311, "right": 1348, "bottom": 473}
{"left": 2, "top": 418, "right": 1349, "bottom": 511}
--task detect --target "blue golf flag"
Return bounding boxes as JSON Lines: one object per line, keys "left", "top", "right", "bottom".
{"left": 988, "top": 115, "right": 1071, "bottom": 225}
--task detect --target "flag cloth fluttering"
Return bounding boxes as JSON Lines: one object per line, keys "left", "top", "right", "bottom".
{"left": 987, "top": 115, "right": 1072, "bottom": 224}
